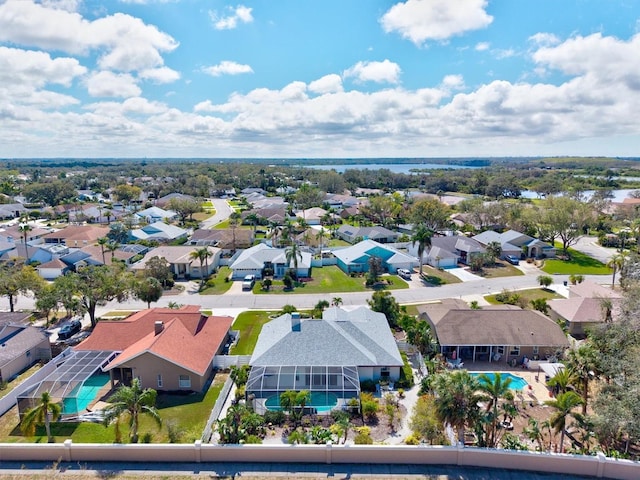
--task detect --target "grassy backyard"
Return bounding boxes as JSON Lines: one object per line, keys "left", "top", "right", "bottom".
{"left": 0, "top": 364, "right": 42, "bottom": 401}
{"left": 541, "top": 247, "right": 610, "bottom": 275}
{"left": 0, "top": 374, "right": 227, "bottom": 444}
{"left": 199, "top": 266, "right": 233, "bottom": 295}
{"left": 229, "top": 310, "right": 276, "bottom": 355}
{"left": 253, "top": 266, "right": 409, "bottom": 294}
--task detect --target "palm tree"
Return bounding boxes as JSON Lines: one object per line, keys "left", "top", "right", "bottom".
{"left": 433, "top": 370, "right": 482, "bottom": 445}
{"left": 245, "top": 212, "right": 260, "bottom": 237}
{"left": 285, "top": 243, "right": 303, "bottom": 278}
{"left": 547, "top": 368, "right": 576, "bottom": 396}
{"left": 332, "top": 297, "right": 343, "bottom": 307}
{"left": 20, "top": 391, "right": 62, "bottom": 442}
{"left": 411, "top": 224, "right": 433, "bottom": 276}
{"left": 229, "top": 211, "right": 242, "bottom": 253}
{"left": 545, "top": 391, "right": 584, "bottom": 453}
{"left": 19, "top": 223, "right": 32, "bottom": 246}
{"left": 97, "top": 236, "right": 109, "bottom": 264}
{"left": 486, "top": 241, "right": 502, "bottom": 265}
{"left": 477, "top": 372, "right": 514, "bottom": 447}
{"left": 316, "top": 226, "right": 326, "bottom": 251}
{"left": 189, "top": 247, "right": 212, "bottom": 287}
{"left": 565, "top": 344, "right": 599, "bottom": 415}
{"left": 106, "top": 240, "right": 119, "bottom": 261}
{"left": 103, "top": 378, "right": 161, "bottom": 443}
{"left": 606, "top": 253, "right": 625, "bottom": 289}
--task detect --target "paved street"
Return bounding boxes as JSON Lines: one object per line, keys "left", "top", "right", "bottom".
{"left": 200, "top": 198, "right": 233, "bottom": 229}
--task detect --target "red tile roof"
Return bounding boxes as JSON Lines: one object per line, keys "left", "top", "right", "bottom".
{"left": 75, "top": 305, "right": 233, "bottom": 375}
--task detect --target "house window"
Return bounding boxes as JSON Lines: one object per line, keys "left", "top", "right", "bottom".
{"left": 496, "top": 346, "right": 505, "bottom": 355}
{"left": 179, "top": 375, "right": 191, "bottom": 388}
{"left": 532, "top": 346, "right": 539, "bottom": 355}
{"left": 157, "top": 374, "right": 163, "bottom": 388}
{"left": 380, "top": 367, "right": 390, "bottom": 378}
{"left": 509, "top": 346, "right": 520, "bottom": 356}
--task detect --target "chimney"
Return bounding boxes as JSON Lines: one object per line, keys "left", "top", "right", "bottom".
{"left": 291, "top": 312, "right": 301, "bottom": 332}
{"left": 154, "top": 321, "right": 164, "bottom": 335}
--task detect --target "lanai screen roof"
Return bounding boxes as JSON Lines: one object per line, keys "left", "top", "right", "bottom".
{"left": 18, "top": 350, "right": 116, "bottom": 402}
{"left": 246, "top": 365, "right": 360, "bottom": 397}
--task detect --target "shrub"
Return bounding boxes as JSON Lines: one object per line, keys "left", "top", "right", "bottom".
{"left": 360, "top": 379, "right": 377, "bottom": 392}
{"left": 166, "top": 420, "right": 182, "bottom": 443}
{"left": 354, "top": 431, "right": 374, "bottom": 444}
{"left": 404, "top": 433, "right": 421, "bottom": 445}
{"left": 263, "top": 410, "right": 286, "bottom": 426}
{"left": 244, "top": 434, "right": 263, "bottom": 444}
{"left": 396, "top": 352, "right": 414, "bottom": 389}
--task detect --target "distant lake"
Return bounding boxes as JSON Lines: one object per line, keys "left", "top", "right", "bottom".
{"left": 521, "top": 188, "right": 637, "bottom": 202}
{"left": 304, "top": 163, "right": 480, "bottom": 174}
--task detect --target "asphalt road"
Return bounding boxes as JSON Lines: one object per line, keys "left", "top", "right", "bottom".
{"left": 200, "top": 198, "right": 233, "bottom": 229}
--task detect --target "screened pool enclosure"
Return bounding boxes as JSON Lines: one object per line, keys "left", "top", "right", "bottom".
{"left": 246, "top": 365, "right": 360, "bottom": 414}
{"left": 17, "top": 350, "right": 116, "bottom": 418}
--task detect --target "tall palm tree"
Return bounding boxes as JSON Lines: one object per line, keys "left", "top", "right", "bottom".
{"left": 606, "top": 253, "right": 625, "bottom": 289}
{"left": 477, "top": 372, "right": 514, "bottom": 447}
{"left": 229, "top": 212, "right": 242, "bottom": 253}
{"left": 565, "top": 344, "right": 599, "bottom": 415}
{"left": 97, "top": 236, "right": 109, "bottom": 264}
{"left": 545, "top": 390, "right": 584, "bottom": 453}
{"left": 547, "top": 367, "right": 576, "bottom": 396}
{"left": 411, "top": 224, "right": 433, "bottom": 276}
{"left": 285, "top": 243, "right": 303, "bottom": 278}
{"left": 189, "top": 247, "right": 212, "bottom": 287}
{"left": 103, "top": 378, "right": 161, "bottom": 443}
{"left": 106, "top": 240, "right": 119, "bottom": 261}
{"left": 20, "top": 391, "right": 62, "bottom": 442}
{"left": 245, "top": 212, "right": 259, "bottom": 237}
{"left": 19, "top": 223, "right": 32, "bottom": 246}
{"left": 433, "top": 370, "right": 482, "bottom": 445}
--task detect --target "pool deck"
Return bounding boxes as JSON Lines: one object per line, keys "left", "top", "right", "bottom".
{"left": 86, "top": 382, "right": 116, "bottom": 412}
{"left": 464, "top": 361, "right": 551, "bottom": 404}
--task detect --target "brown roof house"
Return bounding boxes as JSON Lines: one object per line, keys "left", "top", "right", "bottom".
{"left": 76, "top": 306, "right": 233, "bottom": 391}
{"left": 43, "top": 225, "right": 109, "bottom": 247}
{"left": 418, "top": 299, "right": 569, "bottom": 365}
{"left": 189, "top": 228, "right": 254, "bottom": 253}
{"left": 131, "top": 245, "right": 221, "bottom": 279}
{"left": 548, "top": 280, "right": 622, "bottom": 337}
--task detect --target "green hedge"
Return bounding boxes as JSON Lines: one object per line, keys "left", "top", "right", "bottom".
{"left": 397, "top": 351, "right": 414, "bottom": 389}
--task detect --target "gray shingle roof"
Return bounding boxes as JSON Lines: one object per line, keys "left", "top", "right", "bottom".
{"left": 251, "top": 307, "right": 403, "bottom": 367}
{"left": 0, "top": 325, "right": 49, "bottom": 366}
{"left": 230, "top": 243, "right": 311, "bottom": 270}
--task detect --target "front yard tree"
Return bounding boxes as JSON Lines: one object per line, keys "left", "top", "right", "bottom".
{"left": 20, "top": 391, "right": 62, "bottom": 443}
{"left": 285, "top": 243, "right": 303, "bottom": 278}
{"left": 607, "top": 253, "right": 626, "bottom": 289}
{"left": 368, "top": 290, "right": 401, "bottom": 328}
{"left": 542, "top": 196, "right": 592, "bottom": 256}
{"left": 71, "top": 264, "right": 133, "bottom": 327}
{"left": 0, "top": 264, "right": 44, "bottom": 312}
{"left": 366, "top": 255, "right": 383, "bottom": 286}
{"left": 133, "top": 277, "right": 164, "bottom": 308}
{"left": 103, "top": 378, "right": 161, "bottom": 444}
{"left": 189, "top": 247, "right": 212, "bottom": 288}
{"left": 409, "top": 198, "right": 451, "bottom": 233}
{"left": 113, "top": 184, "right": 142, "bottom": 207}
{"left": 35, "top": 284, "right": 60, "bottom": 327}
{"left": 168, "top": 197, "right": 201, "bottom": 225}
{"left": 144, "top": 256, "right": 173, "bottom": 288}
{"left": 537, "top": 275, "right": 553, "bottom": 288}
{"left": 411, "top": 224, "right": 432, "bottom": 276}
{"left": 486, "top": 241, "right": 502, "bottom": 265}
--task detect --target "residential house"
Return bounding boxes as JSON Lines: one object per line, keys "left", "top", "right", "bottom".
{"left": 472, "top": 230, "right": 522, "bottom": 260}
{"left": 332, "top": 239, "right": 416, "bottom": 274}
{"left": 324, "top": 193, "right": 360, "bottom": 212}
{"left": 42, "top": 225, "right": 110, "bottom": 248}
{"left": 156, "top": 193, "right": 195, "bottom": 208}
{"left": 0, "top": 322, "right": 51, "bottom": 383}
{"left": 132, "top": 245, "right": 221, "bottom": 279}
{"left": 295, "top": 207, "right": 327, "bottom": 225}
{"left": 189, "top": 228, "right": 254, "bottom": 253}
{"left": 229, "top": 243, "right": 311, "bottom": 279}
{"left": 427, "top": 236, "right": 486, "bottom": 267}
{"left": 75, "top": 306, "right": 233, "bottom": 391}
{"left": 68, "top": 204, "right": 110, "bottom": 224}
{"left": 418, "top": 299, "right": 569, "bottom": 364}
{"left": 0, "top": 225, "right": 51, "bottom": 245}
{"left": 246, "top": 307, "right": 404, "bottom": 414}
{"left": 0, "top": 244, "right": 52, "bottom": 265}
{"left": 135, "top": 206, "right": 177, "bottom": 224}
{"left": 475, "top": 230, "right": 556, "bottom": 259}
{"left": 548, "top": 280, "right": 622, "bottom": 337}
{"left": 242, "top": 206, "right": 289, "bottom": 225}
{"left": 0, "top": 203, "right": 28, "bottom": 220}
{"left": 130, "top": 221, "right": 188, "bottom": 242}
{"left": 36, "top": 258, "right": 71, "bottom": 279}
{"left": 336, "top": 225, "right": 399, "bottom": 244}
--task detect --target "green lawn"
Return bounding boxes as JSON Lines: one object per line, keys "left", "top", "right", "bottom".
{"left": 102, "top": 310, "right": 136, "bottom": 318}
{"left": 541, "top": 247, "right": 611, "bottom": 275}
{"left": 0, "top": 364, "right": 42, "bottom": 400}
{"left": 199, "top": 266, "right": 233, "bottom": 295}
{"left": 326, "top": 238, "right": 350, "bottom": 247}
{"left": 230, "top": 310, "right": 276, "bottom": 355}
{"left": 0, "top": 374, "right": 227, "bottom": 444}
{"left": 419, "top": 266, "right": 461, "bottom": 285}
{"left": 193, "top": 211, "right": 214, "bottom": 221}
{"left": 477, "top": 261, "right": 525, "bottom": 278}
{"left": 214, "top": 219, "right": 230, "bottom": 229}
{"left": 253, "top": 266, "right": 408, "bottom": 294}
{"left": 485, "top": 287, "right": 563, "bottom": 306}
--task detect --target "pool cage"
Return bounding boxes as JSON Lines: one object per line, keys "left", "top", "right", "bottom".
{"left": 17, "top": 350, "right": 117, "bottom": 418}
{"left": 246, "top": 365, "right": 361, "bottom": 415}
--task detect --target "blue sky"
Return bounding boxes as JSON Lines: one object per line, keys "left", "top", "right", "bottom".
{"left": 2, "top": 0, "right": 640, "bottom": 158}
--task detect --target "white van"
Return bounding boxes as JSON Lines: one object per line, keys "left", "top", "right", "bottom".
{"left": 242, "top": 274, "right": 256, "bottom": 290}
{"left": 397, "top": 269, "right": 412, "bottom": 280}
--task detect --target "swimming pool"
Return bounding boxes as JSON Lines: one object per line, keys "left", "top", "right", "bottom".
{"left": 264, "top": 392, "right": 339, "bottom": 413}
{"left": 470, "top": 372, "right": 529, "bottom": 391}
{"left": 62, "top": 374, "right": 110, "bottom": 414}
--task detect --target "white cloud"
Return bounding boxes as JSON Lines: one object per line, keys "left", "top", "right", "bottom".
{"left": 202, "top": 61, "right": 254, "bottom": 77}
{"left": 0, "top": 1, "right": 178, "bottom": 72}
{"left": 529, "top": 32, "right": 561, "bottom": 47}
{"left": 475, "top": 42, "right": 490, "bottom": 51}
{"left": 440, "top": 74, "right": 465, "bottom": 91}
{"left": 381, "top": 0, "right": 493, "bottom": 46}
{"left": 494, "top": 48, "right": 516, "bottom": 59}
{"left": 0, "top": 47, "right": 86, "bottom": 88}
{"left": 209, "top": 5, "right": 253, "bottom": 30}
{"left": 86, "top": 71, "right": 141, "bottom": 98}
{"left": 139, "top": 66, "right": 181, "bottom": 84}
{"left": 41, "top": 0, "right": 81, "bottom": 12}
{"left": 343, "top": 60, "right": 401, "bottom": 84}
{"left": 308, "top": 74, "right": 343, "bottom": 94}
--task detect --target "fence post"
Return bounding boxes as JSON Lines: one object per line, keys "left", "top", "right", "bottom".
{"left": 194, "top": 440, "right": 202, "bottom": 463}
{"left": 325, "top": 442, "right": 332, "bottom": 465}
{"left": 596, "top": 451, "right": 606, "bottom": 478}
{"left": 63, "top": 439, "right": 72, "bottom": 462}
{"left": 456, "top": 441, "right": 464, "bottom": 466}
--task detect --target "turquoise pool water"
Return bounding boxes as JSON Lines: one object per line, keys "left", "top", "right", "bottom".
{"left": 265, "top": 392, "right": 338, "bottom": 413}
{"left": 471, "top": 372, "right": 528, "bottom": 390}
{"left": 62, "top": 374, "right": 110, "bottom": 414}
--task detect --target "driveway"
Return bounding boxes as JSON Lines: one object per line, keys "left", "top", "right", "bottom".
{"left": 572, "top": 236, "right": 617, "bottom": 264}
{"left": 200, "top": 198, "right": 233, "bottom": 229}
{"left": 446, "top": 267, "right": 483, "bottom": 282}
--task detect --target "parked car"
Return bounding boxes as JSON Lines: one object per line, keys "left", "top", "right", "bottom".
{"left": 242, "top": 274, "right": 256, "bottom": 290}
{"left": 397, "top": 268, "right": 412, "bottom": 280}
{"left": 58, "top": 320, "right": 82, "bottom": 340}
{"left": 505, "top": 255, "right": 520, "bottom": 265}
